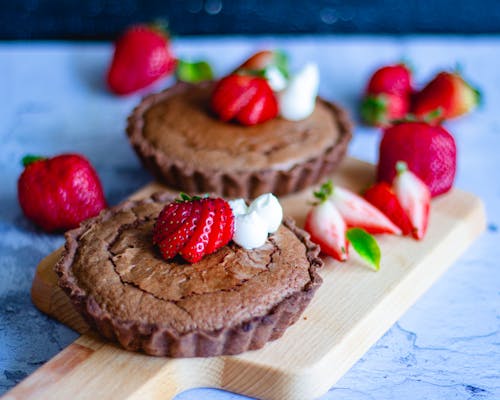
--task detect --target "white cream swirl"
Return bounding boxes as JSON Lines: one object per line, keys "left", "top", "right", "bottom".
{"left": 229, "top": 193, "right": 284, "bottom": 249}
{"left": 278, "top": 63, "right": 319, "bottom": 121}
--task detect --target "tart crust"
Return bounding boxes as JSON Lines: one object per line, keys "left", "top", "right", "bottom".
{"left": 127, "top": 82, "right": 352, "bottom": 198}
{"left": 55, "top": 192, "right": 323, "bottom": 357}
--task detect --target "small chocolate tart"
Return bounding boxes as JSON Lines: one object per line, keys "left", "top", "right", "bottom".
{"left": 127, "top": 82, "right": 352, "bottom": 198}
{"left": 55, "top": 193, "right": 323, "bottom": 357}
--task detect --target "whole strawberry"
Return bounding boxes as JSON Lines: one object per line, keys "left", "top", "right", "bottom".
{"left": 377, "top": 122, "right": 456, "bottom": 197}
{"left": 153, "top": 194, "right": 234, "bottom": 263}
{"left": 412, "top": 71, "right": 481, "bottom": 123}
{"left": 18, "top": 154, "right": 107, "bottom": 232}
{"left": 211, "top": 74, "right": 278, "bottom": 125}
{"left": 107, "top": 24, "right": 176, "bottom": 95}
{"left": 361, "top": 64, "right": 413, "bottom": 126}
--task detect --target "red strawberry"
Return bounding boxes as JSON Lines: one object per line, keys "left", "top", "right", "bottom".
{"left": 377, "top": 121, "right": 456, "bottom": 197}
{"left": 412, "top": 71, "right": 481, "bottom": 122}
{"left": 17, "top": 154, "right": 107, "bottom": 232}
{"left": 234, "top": 50, "right": 288, "bottom": 75}
{"left": 361, "top": 64, "right": 413, "bottom": 126}
{"left": 211, "top": 74, "right": 278, "bottom": 125}
{"left": 327, "top": 184, "right": 401, "bottom": 235}
{"left": 364, "top": 182, "right": 413, "bottom": 236}
{"left": 153, "top": 195, "right": 234, "bottom": 263}
{"left": 365, "top": 64, "right": 413, "bottom": 96}
{"left": 107, "top": 24, "right": 176, "bottom": 95}
{"left": 305, "top": 195, "right": 348, "bottom": 262}
{"left": 361, "top": 93, "right": 410, "bottom": 127}
{"left": 393, "top": 162, "right": 431, "bottom": 240}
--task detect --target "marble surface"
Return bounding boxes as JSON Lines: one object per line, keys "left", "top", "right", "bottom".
{"left": 0, "top": 36, "right": 499, "bottom": 399}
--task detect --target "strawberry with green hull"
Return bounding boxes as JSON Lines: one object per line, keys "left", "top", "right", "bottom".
{"left": 18, "top": 154, "right": 107, "bottom": 232}
{"left": 393, "top": 162, "right": 431, "bottom": 240}
{"left": 211, "top": 74, "right": 279, "bottom": 125}
{"left": 377, "top": 121, "right": 457, "bottom": 197}
{"left": 107, "top": 24, "right": 176, "bottom": 95}
{"left": 364, "top": 182, "right": 413, "bottom": 236}
{"left": 305, "top": 181, "right": 383, "bottom": 270}
{"left": 234, "top": 50, "right": 289, "bottom": 77}
{"left": 153, "top": 194, "right": 234, "bottom": 263}
{"left": 361, "top": 64, "right": 413, "bottom": 126}
{"left": 412, "top": 71, "right": 481, "bottom": 123}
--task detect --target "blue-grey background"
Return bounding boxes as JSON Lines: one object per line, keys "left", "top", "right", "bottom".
{"left": 1, "top": 0, "right": 500, "bottom": 39}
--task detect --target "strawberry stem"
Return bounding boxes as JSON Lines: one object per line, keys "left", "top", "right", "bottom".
{"left": 423, "top": 107, "right": 443, "bottom": 122}
{"left": 21, "top": 155, "right": 45, "bottom": 167}
{"left": 313, "top": 180, "right": 334, "bottom": 203}
{"left": 396, "top": 161, "right": 408, "bottom": 175}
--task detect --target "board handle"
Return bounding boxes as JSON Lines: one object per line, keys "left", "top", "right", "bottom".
{"left": 1, "top": 334, "right": 217, "bottom": 400}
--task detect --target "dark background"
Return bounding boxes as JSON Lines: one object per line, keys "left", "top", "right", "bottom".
{"left": 1, "top": 0, "right": 500, "bottom": 40}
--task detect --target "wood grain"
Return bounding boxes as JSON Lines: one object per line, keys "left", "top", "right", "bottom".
{"left": 4, "top": 158, "right": 486, "bottom": 400}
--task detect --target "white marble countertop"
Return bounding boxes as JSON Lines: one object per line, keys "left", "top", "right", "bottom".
{"left": 0, "top": 36, "right": 498, "bottom": 399}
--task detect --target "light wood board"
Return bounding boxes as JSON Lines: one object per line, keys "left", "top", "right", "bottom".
{"left": 3, "top": 158, "right": 486, "bottom": 400}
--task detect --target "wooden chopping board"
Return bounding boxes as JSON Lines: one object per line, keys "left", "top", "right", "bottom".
{"left": 3, "top": 158, "right": 486, "bottom": 400}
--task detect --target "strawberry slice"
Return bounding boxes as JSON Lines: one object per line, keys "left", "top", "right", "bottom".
{"left": 155, "top": 201, "right": 202, "bottom": 260}
{"left": 211, "top": 75, "right": 259, "bottom": 121}
{"left": 305, "top": 199, "right": 348, "bottom": 262}
{"left": 364, "top": 182, "right": 413, "bottom": 236}
{"left": 180, "top": 199, "right": 216, "bottom": 263}
{"left": 211, "top": 74, "right": 278, "bottom": 125}
{"left": 393, "top": 162, "right": 431, "bottom": 240}
{"left": 152, "top": 201, "right": 193, "bottom": 244}
{"left": 327, "top": 184, "right": 402, "bottom": 235}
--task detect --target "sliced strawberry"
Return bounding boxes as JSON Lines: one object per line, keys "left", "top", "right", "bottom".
{"left": 212, "top": 198, "right": 235, "bottom": 249}
{"left": 211, "top": 74, "right": 278, "bottom": 125}
{"left": 393, "top": 162, "right": 431, "bottom": 240}
{"left": 152, "top": 201, "right": 193, "bottom": 244}
{"left": 235, "top": 50, "right": 277, "bottom": 72}
{"left": 153, "top": 195, "right": 234, "bottom": 263}
{"left": 364, "top": 182, "right": 413, "bottom": 236}
{"left": 305, "top": 200, "right": 348, "bottom": 261}
{"left": 155, "top": 201, "right": 202, "bottom": 260}
{"left": 329, "top": 185, "right": 401, "bottom": 235}
{"left": 180, "top": 199, "right": 216, "bottom": 263}
{"left": 211, "top": 75, "right": 258, "bottom": 121}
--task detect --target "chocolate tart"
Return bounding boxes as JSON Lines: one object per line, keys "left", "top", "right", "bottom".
{"left": 127, "top": 82, "right": 352, "bottom": 199}
{"left": 55, "top": 192, "right": 323, "bottom": 357}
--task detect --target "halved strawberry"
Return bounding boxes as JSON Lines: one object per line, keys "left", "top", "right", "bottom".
{"left": 393, "top": 162, "right": 431, "bottom": 240}
{"left": 327, "top": 183, "right": 401, "bottom": 235}
{"left": 211, "top": 74, "right": 278, "bottom": 125}
{"left": 364, "top": 182, "right": 413, "bottom": 236}
{"left": 153, "top": 195, "right": 234, "bottom": 263}
{"left": 305, "top": 199, "right": 348, "bottom": 262}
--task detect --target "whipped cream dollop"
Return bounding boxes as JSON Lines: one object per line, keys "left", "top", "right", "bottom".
{"left": 278, "top": 62, "right": 320, "bottom": 121}
{"left": 264, "top": 65, "right": 288, "bottom": 92}
{"left": 228, "top": 193, "right": 283, "bottom": 249}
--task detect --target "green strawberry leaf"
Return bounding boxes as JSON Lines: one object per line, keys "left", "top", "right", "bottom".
{"left": 360, "top": 94, "right": 388, "bottom": 125}
{"left": 176, "top": 59, "right": 214, "bottom": 83}
{"left": 21, "top": 155, "right": 45, "bottom": 167}
{"left": 313, "top": 180, "right": 334, "bottom": 203}
{"left": 346, "top": 227, "right": 381, "bottom": 271}
{"left": 273, "top": 50, "right": 290, "bottom": 78}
